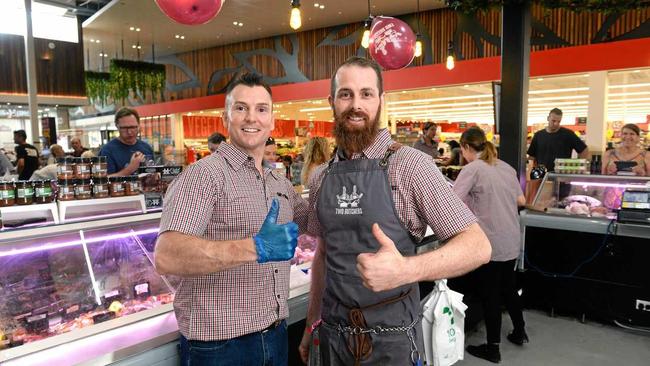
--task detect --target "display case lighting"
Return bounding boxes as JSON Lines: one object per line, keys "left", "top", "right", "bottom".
{"left": 609, "top": 83, "right": 650, "bottom": 89}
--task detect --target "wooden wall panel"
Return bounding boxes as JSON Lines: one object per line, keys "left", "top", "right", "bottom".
{"left": 0, "top": 34, "right": 85, "bottom": 97}
{"left": 166, "top": 6, "right": 650, "bottom": 101}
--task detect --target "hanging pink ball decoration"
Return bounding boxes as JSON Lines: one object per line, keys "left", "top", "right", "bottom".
{"left": 155, "top": 0, "right": 225, "bottom": 26}
{"left": 368, "top": 16, "right": 416, "bottom": 70}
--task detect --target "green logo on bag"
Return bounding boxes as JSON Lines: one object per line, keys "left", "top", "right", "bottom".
{"left": 443, "top": 306, "right": 455, "bottom": 325}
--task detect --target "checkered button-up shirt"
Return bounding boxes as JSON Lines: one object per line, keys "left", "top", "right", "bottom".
{"left": 160, "top": 142, "right": 308, "bottom": 341}
{"left": 307, "top": 128, "right": 476, "bottom": 242}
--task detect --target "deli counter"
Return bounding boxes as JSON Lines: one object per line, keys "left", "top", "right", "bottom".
{"left": 0, "top": 212, "right": 313, "bottom": 365}
{"left": 520, "top": 173, "right": 650, "bottom": 328}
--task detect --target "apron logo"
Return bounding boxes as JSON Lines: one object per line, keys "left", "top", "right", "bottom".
{"left": 336, "top": 185, "right": 363, "bottom": 215}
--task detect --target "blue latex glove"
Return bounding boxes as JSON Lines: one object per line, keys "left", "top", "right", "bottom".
{"left": 254, "top": 198, "right": 299, "bottom": 263}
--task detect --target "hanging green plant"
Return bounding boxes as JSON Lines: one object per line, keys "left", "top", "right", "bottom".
{"left": 446, "top": 0, "right": 650, "bottom": 13}
{"left": 109, "top": 59, "right": 166, "bottom": 103}
{"left": 85, "top": 71, "right": 112, "bottom": 106}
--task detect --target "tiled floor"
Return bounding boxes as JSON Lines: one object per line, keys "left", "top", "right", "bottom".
{"left": 457, "top": 310, "right": 650, "bottom": 366}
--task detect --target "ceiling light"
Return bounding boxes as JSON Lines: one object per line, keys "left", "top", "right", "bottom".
{"left": 233, "top": 21, "right": 238, "bottom": 25}
{"left": 361, "top": 0, "right": 373, "bottom": 48}
{"left": 314, "top": 3, "right": 319, "bottom": 6}
{"left": 320, "top": 4, "right": 325, "bottom": 8}
{"left": 136, "top": 28, "right": 141, "bottom": 32}
{"left": 414, "top": 0, "right": 422, "bottom": 57}
{"left": 446, "top": 41, "right": 455, "bottom": 70}
{"left": 132, "top": 45, "right": 136, "bottom": 48}
{"left": 175, "top": 35, "right": 179, "bottom": 38}
{"left": 129, "top": 26, "right": 134, "bottom": 31}
{"left": 90, "top": 39, "right": 95, "bottom": 42}
{"left": 609, "top": 82, "right": 650, "bottom": 89}
{"left": 95, "top": 40, "right": 100, "bottom": 43}
{"left": 290, "top": 0, "right": 302, "bottom": 30}
{"left": 137, "top": 45, "right": 141, "bottom": 49}
{"left": 180, "top": 35, "right": 185, "bottom": 39}
{"left": 238, "top": 22, "right": 243, "bottom": 27}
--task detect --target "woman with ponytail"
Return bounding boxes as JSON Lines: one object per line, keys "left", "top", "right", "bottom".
{"left": 453, "top": 127, "right": 528, "bottom": 363}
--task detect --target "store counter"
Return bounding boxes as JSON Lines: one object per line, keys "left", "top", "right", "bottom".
{"left": 520, "top": 173, "right": 650, "bottom": 328}
{"left": 0, "top": 212, "right": 313, "bottom": 365}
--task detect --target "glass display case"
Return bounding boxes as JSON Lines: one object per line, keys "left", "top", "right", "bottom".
{"left": 529, "top": 173, "right": 650, "bottom": 219}
{"left": 0, "top": 213, "right": 174, "bottom": 362}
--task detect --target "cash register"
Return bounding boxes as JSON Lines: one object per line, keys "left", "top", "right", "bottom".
{"left": 617, "top": 189, "right": 650, "bottom": 224}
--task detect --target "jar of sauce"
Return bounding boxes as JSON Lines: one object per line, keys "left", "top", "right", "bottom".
{"left": 57, "top": 179, "right": 75, "bottom": 201}
{"left": 92, "top": 156, "right": 108, "bottom": 178}
{"left": 109, "top": 177, "right": 125, "bottom": 197}
{"left": 92, "top": 178, "right": 109, "bottom": 198}
{"left": 33, "top": 180, "right": 54, "bottom": 204}
{"left": 125, "top": 176, "right": 141, "bottom": 196}
{"left": 57, "top": 157, "right": 75, "bottom": 180}
{"left": 0, "top": 181, "right": 15, "bottom": 207}
{"left": 15, "top": 181, "right": 34, "bottom": 205}
{"left": 75, "top": 179, "right": 92, "bottom": 200}
{"left": 74, "top": 158, "right": 92, "bottom": 179}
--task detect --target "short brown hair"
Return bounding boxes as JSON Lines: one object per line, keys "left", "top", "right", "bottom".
{"left": 330, "top": 56, "right": 384, "bottom": 98}
{"left": 622, "top": 123, "right": 640, "bottom": 136}
{"left": 549, "top": 108, "right": 563, "bottom": 116}
{"left": 114, "top": 107, "right": 140, "bottom": 126}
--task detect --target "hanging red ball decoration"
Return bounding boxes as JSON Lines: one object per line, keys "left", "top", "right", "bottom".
{"left": 368, "top": 16, "right": 416, "bottom": 70}
{"left": 155, "top": 0, "right": 225, "bottom": 26}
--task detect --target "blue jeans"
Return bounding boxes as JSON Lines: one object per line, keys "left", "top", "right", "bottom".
{"left": 179, "top": 320, "right": 288, "bottom": 366}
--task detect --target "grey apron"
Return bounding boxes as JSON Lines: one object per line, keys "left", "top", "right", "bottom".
{"left": 317, "top": 145, "right": 422, "bottom": 365}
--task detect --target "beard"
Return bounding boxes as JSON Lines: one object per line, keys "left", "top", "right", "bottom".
{"left": 333, "top": 106, "right": 381, "bottom": 156}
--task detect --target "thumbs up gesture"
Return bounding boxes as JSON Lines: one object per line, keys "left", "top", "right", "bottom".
{"left": 356, "top": 223, "right": 408, "bottom": 292}
{"left": 254, "top": 198, "right": 299, "bottom": 263}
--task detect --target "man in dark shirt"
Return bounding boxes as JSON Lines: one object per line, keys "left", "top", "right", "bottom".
{"left": 99, "top": 107, "right": 154, "bottom": 176}
{"left": 527, "top": 108, "right": 589, "bottom": 172}
{"left": 13, "top": 130, "right": 39, "bottom": 180}
{"left": 70, "top": 137, "right": 89, "bottom": 157}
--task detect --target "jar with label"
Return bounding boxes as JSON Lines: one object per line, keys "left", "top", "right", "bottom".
{"left": 75, "top": 179, "right": 92, "bottom": 200}
{"left": 15, "top": 181, "right": 34, "bottom": 205}
{"left": 0, "top": 181, "right": 15, "bottom": 207}
{"left": 125, "top": 176, "right": 141, "bottom": 196}
{"left": 75, "top": 158, "right": 92, "bottom": 179}
{"left": 58, "top": 179, "right": 75, "bottom": 201}
{"left": 33, "top": 180, "right": 54, "bottom": 204}
{"left": 92, "top": 178, "right": 109, "bottom": 198}
{"left": 109, "top": 177, "right": 125, "bottom": 197}
{"left": 92, "top": 156, "right": 108, "bottom": 178}
{"left": 57, "top": 157, "right": 75, "bottom": 180}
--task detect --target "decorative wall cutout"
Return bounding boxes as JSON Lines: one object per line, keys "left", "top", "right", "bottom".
{"left": 156, "top": 54, "right": 201, "bottom": 93}
{"left": 453, "top": 13, "right": 500, "bottom": 60}
{"left": 531, "top": 18, "right": 569, "bottom": 46}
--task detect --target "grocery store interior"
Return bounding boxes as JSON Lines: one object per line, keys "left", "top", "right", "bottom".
{"left": 0, "top": 1, "right": 649, "bottom": 365}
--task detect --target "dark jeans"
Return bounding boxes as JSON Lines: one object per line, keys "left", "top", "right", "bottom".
{"left": 179, "top": 320, "right": 288, "bottom": 366}
{"left": 475, "top": 260, "right": 526, "bottom": 344}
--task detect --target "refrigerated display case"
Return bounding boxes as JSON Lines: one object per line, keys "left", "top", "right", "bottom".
{"left": 520, "top": 173, "right": 650, "bottom": 329}
{"left": 0, "top": 212, "right": 313, "bottom": 365}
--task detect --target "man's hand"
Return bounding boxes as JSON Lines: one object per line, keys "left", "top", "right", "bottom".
{"left": 254, "top": 198, "right": 299, "bottom": 263}
{"left": 298, "top": 328, "right": 311, "bottom": 364}
{"left": 356, "top": 223, "right": 408, "bottom": 292}
{"left": 130, "top": 151, "right": 145, "bottom": 166}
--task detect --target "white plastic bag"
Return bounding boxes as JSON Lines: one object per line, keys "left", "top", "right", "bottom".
{"left": 421, "top": 280, "right": 467, "bottom": 366}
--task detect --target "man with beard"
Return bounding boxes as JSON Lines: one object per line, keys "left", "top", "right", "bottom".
{"left": 298, "top": 57, "right": 491, "bottom": 365}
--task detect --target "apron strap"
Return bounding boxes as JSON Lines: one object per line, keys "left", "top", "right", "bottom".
{"left": 379, "top": 143, "right": 402, "bottom": 168}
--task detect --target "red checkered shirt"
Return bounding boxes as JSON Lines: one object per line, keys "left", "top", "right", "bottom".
{"left": 307, "top": 128, "right": 476, "bottom": 242}
{"left": 160, "top": 142, "right": 308, "bottom": 341}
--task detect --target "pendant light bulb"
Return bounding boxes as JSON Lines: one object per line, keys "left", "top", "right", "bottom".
{"left": 415, "top": 36, "right": 422, "bottom": 58}
{"left": 290, "top": 1, "right": 302, "bottom": 30}
{"left": 446, "top": 55, "right": 455, "bottom": 70}
{"left": 361, "top": 17, "right": 372, "bottom": 49}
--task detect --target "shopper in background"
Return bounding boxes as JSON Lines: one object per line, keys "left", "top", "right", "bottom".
{"left": 281, "top": 155, "right": 293, "bottom": 181}
{"left": 154, "top": 73, "right": 308, "bottom": 366}
{"left": 299, "top": 56, "right": 491, "bottom": 365}
{"left": 70, "top": 137, "right": 88, "bottom": 157}
{"left": 207, "top": 132, "right": 226, "bottom": 153}
{"left": 453, "top": 127, "right": 528, "bottom": 364}
{"left": 13, "top": 130, "right": 40, "bottom": 180}
{"left": 602, "top": 123, "right": 649, "bottom": 176}
{"left": 155, "top": 144, "right": 176, "bottom": 166}
{"left": 31, "top": 144, "right": 65, "bottom": 180}
{"left": 439, "top": 139, "right": 464, "bottom": 166}
{"left": 264, "top": 136, "right": 278, "bottom": 164}
{"left": 527, "top": 108, "right": 589, "bottom": 172}
{"left": 0, "top": 148, "right": 15, "bottom": 177}
{"left": 300, "top": 136, "right": 330, "bottom": 185}
{"left": 100, "top": 107, "right": 154, "bottom": 176}
{"left": 412, "top": 121, "right": 440, "bottom": 158}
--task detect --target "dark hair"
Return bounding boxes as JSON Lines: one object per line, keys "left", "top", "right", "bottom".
{"left": 208, "top": 132, "right": 226, "bottom": 144}
{"left": 266, "top": 137, "right": 276, "bottom": 146}
{"left": 330, "top": 56, "right": 383, "bottom": 98}
{"left": 13, "top": 130, "right": 27, "bottom": 140}
{"left": 282, "top": 155, "right": 293, "bottom": 164}
{"left": 447, "top": 140, "right": 460, "bottom": 149}
{"left": 460, "top": 127, "right": 498, "bottom": 165}
{"left": 423, "top": 122, "right": 437, "bottom": 132}
{"left": 114, "top": 107, "right": 140, "bottom": 125}
{"left": 621, "top": 123, "right": 640, "bottom": 136}
{"left": 226, "top": 72, "right": 272, "bottom": 99}
{"left": 549, "top": 108, "right": 563, "bottom": 116}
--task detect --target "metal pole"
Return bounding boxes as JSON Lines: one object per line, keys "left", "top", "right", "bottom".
{"left": 24, "top": 0, "right": 41, "bottom": 147}
{"left": 499, "top": 1, "right": 531, "bottom": 186}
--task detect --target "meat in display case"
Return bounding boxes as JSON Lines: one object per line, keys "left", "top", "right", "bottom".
{"left": 0, "top": 213, "right": 175, "bottom": 362}
{"left": 529, "top": 173, "right": 650, "bottom": 219}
